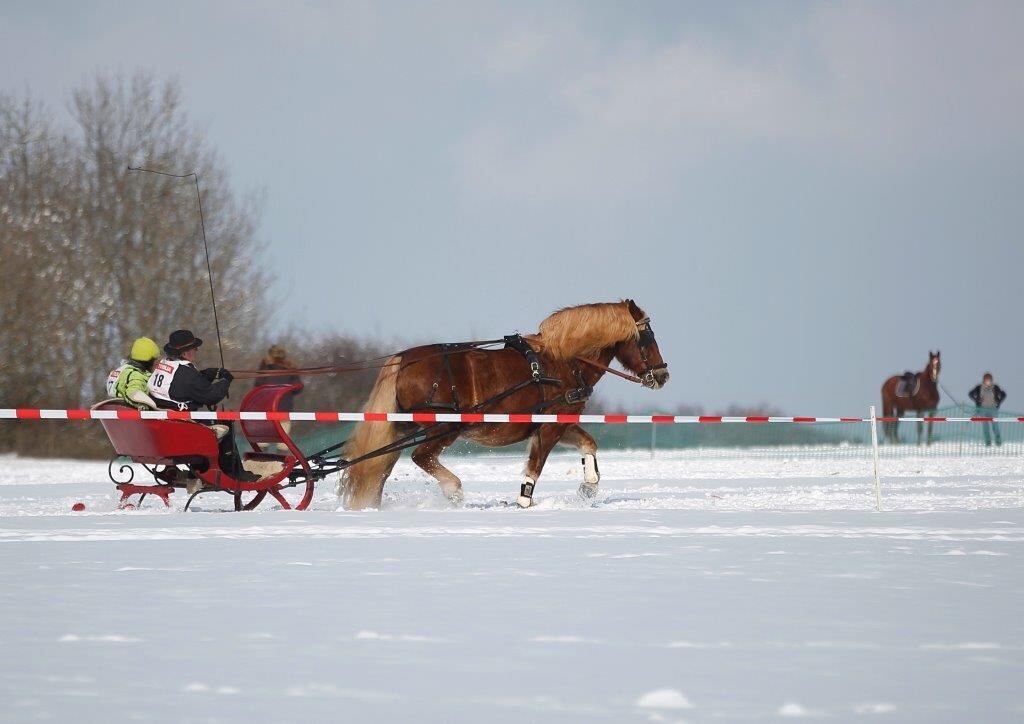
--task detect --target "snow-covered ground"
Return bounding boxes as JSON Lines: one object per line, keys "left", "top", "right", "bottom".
{"left": 1, "top": 450, "right": 1022, "bottom": 722}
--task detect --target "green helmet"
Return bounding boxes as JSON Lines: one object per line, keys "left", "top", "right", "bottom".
{"left": 130, "top": 337, "right": 161, "bottom": 362}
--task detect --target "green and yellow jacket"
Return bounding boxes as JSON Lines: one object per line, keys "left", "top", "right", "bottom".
{"left": 114, "top": 361, "right": 153, "bottom": 410}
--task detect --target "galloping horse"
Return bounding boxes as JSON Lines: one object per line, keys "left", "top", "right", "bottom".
{"left": 340, "top": 300, "right": 670, "bottom": 509}
{"left": 880, "top": 351, "right": 941, "bottom": 445}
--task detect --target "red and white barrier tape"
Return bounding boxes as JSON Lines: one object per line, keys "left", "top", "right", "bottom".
{"left": 1, "top": 409, "right": 1022, "bottom": 424}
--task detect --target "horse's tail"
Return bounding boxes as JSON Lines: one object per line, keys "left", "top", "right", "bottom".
{"left": 340, "top": 356, "right": 403, "bottom": 509}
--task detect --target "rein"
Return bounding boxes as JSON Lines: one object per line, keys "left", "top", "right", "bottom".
{"left": 235, "top": 352, "right": 647, "bottom": 387}
{"left": 576, "top": 317, "right": 665, "bottom": 388}
{"left": 229, "top": 340, "right": 507, "bottom": 379}
{"left": 575, "top": 357, "right": 643, "bottom": 385}
{"left": 230, "top": 361, "right": 398, "bottom": 379}
{"left": 232, "top": 322, "right": 663, "bottom": 389}
{"left": 939, "top": 379, "right": 965, "bottom": 408}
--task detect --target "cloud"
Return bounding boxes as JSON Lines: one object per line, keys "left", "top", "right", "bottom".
{"left": 457, "top": 36, "right": 806, "bottom": 203}
{"left": 808, "top": 1, "right": 1024, "bottom": 153}
{"left": 564, "top": 41, "right": 803, "bottom": 137}
{"left": 455, "top": 1, "right": 1024, "bottom": 203}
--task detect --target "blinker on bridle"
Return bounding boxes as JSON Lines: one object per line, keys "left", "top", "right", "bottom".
{"left": 635, "top": 317, "right": 668, "bottom": 389}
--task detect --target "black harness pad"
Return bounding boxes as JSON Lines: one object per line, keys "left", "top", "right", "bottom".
{"left": 504, "top": 334, "right": 546, "bottom": 381}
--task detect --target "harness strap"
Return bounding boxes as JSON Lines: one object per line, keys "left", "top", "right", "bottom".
{"left": 575, "top": 357, "right": 643, "bottom": 384}
{"left": 503, "top": 334, "right": 544, "bottom": 380}
{"left": 424, "top": 344, "right": 463, "bottom": 411}
{"left": 311, "top": 353, "right": 586, "bottom": 463}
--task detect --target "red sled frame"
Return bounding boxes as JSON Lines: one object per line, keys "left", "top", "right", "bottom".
{"left": 94, "top": 383, "right": 318, "bottom": 511}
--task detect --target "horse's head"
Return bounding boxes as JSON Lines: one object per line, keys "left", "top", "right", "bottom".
{"left": 928, "top": 350, "right": 942, "bottom": 381}
{"left": 614, "top": 300, "right": 670, "bottom": 390}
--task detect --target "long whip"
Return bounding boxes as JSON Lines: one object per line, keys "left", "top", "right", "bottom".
{"left": 126, "top": 165, "right": 226, "bottom": 371}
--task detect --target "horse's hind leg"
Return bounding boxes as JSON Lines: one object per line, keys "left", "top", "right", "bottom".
{"left": 881, "top": 394, "right": 895, "bottom": 444}
{"left": 560, "top": 424, "right": 600, "bottom": 499}
{"left": 411, "top": 430, "right": 464, "bottom": 505}
{"left": 519, "top": 424, "right": 566, "bottom": 508}
{"left": 889, "top": 408, "right": 902, "bottom": 444}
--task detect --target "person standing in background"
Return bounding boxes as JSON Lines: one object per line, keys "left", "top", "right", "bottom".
{"left": 968, "top": 372, "right": 1007, "bottom": 446}
{"left": 258, "top": 345, "right": 303, "bottom": 444}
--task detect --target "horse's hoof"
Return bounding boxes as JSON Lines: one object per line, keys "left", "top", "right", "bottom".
{"left": 516, "top": 495, "right": 534, "bottom": 508}
{"left": 446, "top": 490, "right": 464, "bottom": 507}
{"left": 577, "top": 483, "right": 598, "bottom": 500}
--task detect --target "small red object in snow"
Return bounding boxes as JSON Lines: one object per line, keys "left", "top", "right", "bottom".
{"left": 72, "top": 502, "right": 86, "bottom": 512}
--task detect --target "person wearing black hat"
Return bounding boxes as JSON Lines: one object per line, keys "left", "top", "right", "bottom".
{"left": 148, "top": 330, "right": 233, "bottom": 412}
{"left": 148, "top": 330, "right": 263, "bottom": 484}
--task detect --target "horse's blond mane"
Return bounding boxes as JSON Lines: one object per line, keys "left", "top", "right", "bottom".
{"left": 528, "top": 301, "right": 641, "bottom": 360}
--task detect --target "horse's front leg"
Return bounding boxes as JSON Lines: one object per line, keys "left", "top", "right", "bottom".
{"left": 410, "top": 428, "right": 463, "bottom": 505}
{"left": 560, "top": 424, "right": 600, "bottom": 499}
{"left": 519, "top": 424, "right": 566, "bottom": 508}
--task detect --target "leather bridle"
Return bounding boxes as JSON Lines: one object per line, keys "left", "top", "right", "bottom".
{"left": 577, "top": 317, "right": 668, "bottom": 388}
{"left": 635, "top": 317, "right": 668, "bottom": 389}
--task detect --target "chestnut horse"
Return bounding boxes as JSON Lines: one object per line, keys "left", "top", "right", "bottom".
{"left": 880, "top": 351, "right": 941, "bottom": 445}
{"left": 340, "top": 300, "right": 670, "bottom": 509}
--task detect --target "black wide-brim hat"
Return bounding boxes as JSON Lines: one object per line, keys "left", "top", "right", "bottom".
{"left": 165, "top": 329, "right": 203, "bottom": 354}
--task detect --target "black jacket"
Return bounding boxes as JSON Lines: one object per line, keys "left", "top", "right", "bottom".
{"left": 163, "top": 362, "right": 231, "bottom": 411}
{"left": 968, "top": 384, "right": 1006, "bottom": 408}
{"left": 257, "top": 361, "right": 301, "bottom": 411}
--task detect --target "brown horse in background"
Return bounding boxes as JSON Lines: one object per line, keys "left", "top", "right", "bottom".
{"left": 340, "top": 300, "right": 670, "bottom": 509}
{"left": 880, "top": 351, "right": 941, "bottom": 445}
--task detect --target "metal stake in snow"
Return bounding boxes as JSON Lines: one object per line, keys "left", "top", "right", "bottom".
{"left": 869, "top": 405, "right": 883, "bottom": 512}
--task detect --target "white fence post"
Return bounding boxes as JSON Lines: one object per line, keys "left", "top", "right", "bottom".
{"left": 650, "top": 423, "right": 657, "bottom": 460}
{"left": 869, "top": 405, "right": 883, "bottom": 512}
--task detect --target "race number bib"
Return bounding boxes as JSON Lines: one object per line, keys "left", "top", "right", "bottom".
{"left": 106, "top": 363, "right": 128, "bottom": 398}
{"left": 147, "top": 360, "right": 188, "bottom": 410}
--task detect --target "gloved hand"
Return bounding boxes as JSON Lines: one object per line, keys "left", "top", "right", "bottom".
{"left": 201, "top": 367, "right": 234, "bottom": 383}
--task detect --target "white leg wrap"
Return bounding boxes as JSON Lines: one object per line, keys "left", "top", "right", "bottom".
{"left": 517, "top": 477, "right": 535, "bottom": 508}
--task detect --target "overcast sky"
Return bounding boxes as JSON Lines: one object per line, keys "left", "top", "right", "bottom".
{"left": 3, "top": 1, "right": 1022, "bottom": 414}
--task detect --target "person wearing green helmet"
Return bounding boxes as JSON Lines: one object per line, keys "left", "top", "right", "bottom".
{"left": 106, "top": 337, "right": 161, "bottom": 410}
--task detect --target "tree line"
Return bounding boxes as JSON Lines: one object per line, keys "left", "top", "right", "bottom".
{"left": 0, "top": 72, "right": 389, "bottom": 457}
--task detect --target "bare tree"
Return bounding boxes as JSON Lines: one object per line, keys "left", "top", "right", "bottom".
{"left": 0, "top": 72, "right": 269, "bottom": 456}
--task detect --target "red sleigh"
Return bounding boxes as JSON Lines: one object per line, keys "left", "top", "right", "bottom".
{"left": 94, "top": 383, "right": 319, "bottom": 511}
